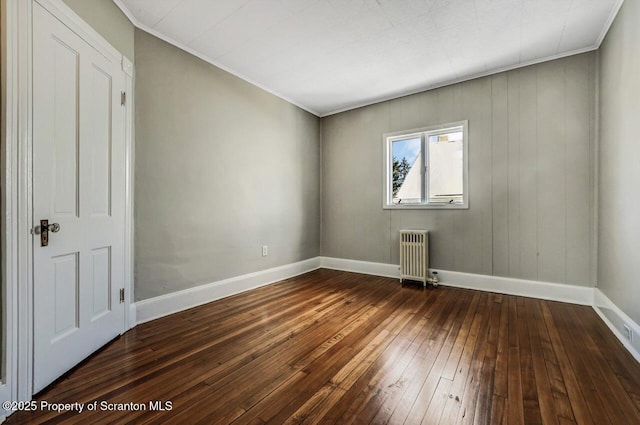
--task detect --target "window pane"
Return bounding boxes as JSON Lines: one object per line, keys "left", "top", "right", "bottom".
{"left": 428, "top": 129, "right": 464, "bottom": 203}
{"left": 391, "top": 137, "right": 421, "bottom": 204}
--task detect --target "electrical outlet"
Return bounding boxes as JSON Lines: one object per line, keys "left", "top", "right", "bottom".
{"left": 262, "top": 245, "right": 268, "bottom": 257}
{"left": 623, "top": 324, "right": 633, "bottom": 342}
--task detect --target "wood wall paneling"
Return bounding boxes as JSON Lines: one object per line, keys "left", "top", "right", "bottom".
{"left": 321, "top": 53, "right": 595, "bottom": 287}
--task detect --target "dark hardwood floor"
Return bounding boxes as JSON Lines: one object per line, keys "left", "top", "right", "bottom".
{"left": 7, "top": 269, "right": 640, "bottom": 424}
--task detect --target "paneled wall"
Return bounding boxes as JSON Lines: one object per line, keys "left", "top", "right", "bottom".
{"left": 321, "top": 53, "right": 596, "bottom": 286}
{"left": 598, "top": 0, "right": 640, "bottom": 324}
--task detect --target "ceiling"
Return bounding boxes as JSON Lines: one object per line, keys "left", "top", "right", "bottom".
{"left": 115, "top": 0, "right": 622, "bottom": 116}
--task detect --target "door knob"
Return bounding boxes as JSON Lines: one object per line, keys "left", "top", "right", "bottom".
{"left": 37, "top": 219, "right": 61, "bottom": 246}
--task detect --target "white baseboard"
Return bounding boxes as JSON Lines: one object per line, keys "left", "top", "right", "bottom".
{"left": 135, "top": 257, "right": 321, "bottom": 324}
{"left": 429, "top": 269, "right": 594, "bottom": 305}
{"left": 593, "top": 289, "right": 640, "bottom": 363}
{"left": 128, "top": 303, "right": 137, "bottom": 330}
{"left": 134, "top": 256, "right": 594, "bottom": 325}
{"left": 319, "top": 257, "right": 593, "bottom": 305}
{"left": 319, "top": 257, "right": 400, "bottom": 278}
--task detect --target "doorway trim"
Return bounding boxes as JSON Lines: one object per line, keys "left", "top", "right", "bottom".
{"left": 3, "top": 0, "right": 134, "bottom": 406}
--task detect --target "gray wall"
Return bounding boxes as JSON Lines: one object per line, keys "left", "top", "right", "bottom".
{"left": 321, "top": 53, "right": 596, "bottom": 287}
{"left": 62, "top": 0, "right": 134, "bottom": 59}
{"left": 134, "top": 30, "right": 320, "bottom": 301}
{"left": 598, "top": 0, "right": 640, "bottom": 324}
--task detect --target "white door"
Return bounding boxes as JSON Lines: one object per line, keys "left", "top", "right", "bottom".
{"left": 32, "top": 3, "right": 126, "bottom": 393}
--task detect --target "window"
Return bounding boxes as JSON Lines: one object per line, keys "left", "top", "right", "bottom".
{"left": 383, "top": 121, "right": 468, "bottom": 209}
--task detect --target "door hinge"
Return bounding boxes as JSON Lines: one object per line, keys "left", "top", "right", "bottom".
{"left": 119, "top": 288, "right": 125, "bottom": 303}
{"left": 121, "top": 91, "right": 126, "bottom": 106}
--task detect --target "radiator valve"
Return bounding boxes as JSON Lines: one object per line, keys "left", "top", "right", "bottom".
{"left": 426, "top": 271, "right": 439, "bottom": 287}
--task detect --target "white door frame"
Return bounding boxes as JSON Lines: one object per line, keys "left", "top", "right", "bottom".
{"left": 3, "top": 0, "right": 135, "bottom": 408}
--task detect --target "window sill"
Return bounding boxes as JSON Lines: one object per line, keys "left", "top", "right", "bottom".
{"left": 383, "top": 203, "right": 469, "bottom": 210}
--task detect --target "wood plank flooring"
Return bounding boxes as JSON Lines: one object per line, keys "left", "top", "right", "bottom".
{"left": 6, "top": 269, "right": 640, "bottom": 424}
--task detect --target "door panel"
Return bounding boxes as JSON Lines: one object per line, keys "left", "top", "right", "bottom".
{"left": 91, "top": 247, "right": 111, "bottom": 321}
{"left": 51, "top": 38, "right": 80, "bottom": 218}
{"left": 51, "top": 253, "right": 79, "bottom": 340}
{"left": 89, "top": 64, "right": 113, "bottom": 217}
{"left": 32, "top": 3, "right": 125, "bottom": 393}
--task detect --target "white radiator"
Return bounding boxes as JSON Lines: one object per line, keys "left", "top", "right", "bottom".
{"left": 399, "top": 230, "right": 429, "bottom": 286}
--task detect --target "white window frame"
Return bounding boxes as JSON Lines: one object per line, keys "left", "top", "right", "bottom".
{"left": 383, "top": 120, "right": 469, "bottom": 209}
